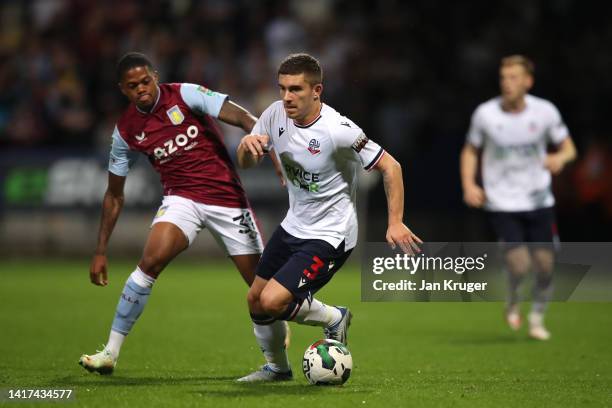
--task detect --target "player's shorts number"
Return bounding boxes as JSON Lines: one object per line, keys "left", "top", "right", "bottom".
{"left": 303, "top": 256, "right": 325, "bottom": 280}
{"left": 154, "top": 125, "right": 199, "bottom": 159}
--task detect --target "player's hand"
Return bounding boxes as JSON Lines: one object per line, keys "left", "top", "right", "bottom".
{"left": 386, "top": 223, "right": 423, "bottom": 255}
{"left": 238, "top": 134, "right": 270, "bottom": 161}
{"left": 544, "top": 153, "right": 565, "bottom": 175}
{"left": 90, "top": 254, "right": 109, "bottom": 286}
{"left": 463, "top": 184, "right": 486, "bottom": 208}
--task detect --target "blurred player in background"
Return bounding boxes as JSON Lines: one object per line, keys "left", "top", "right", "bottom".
{"left": 460, "top": 55, "right": 577, "bottom": 340}
{"left": 236, "top": 53, "right": 421, "bottom": 381}
{"left": 79, "top": 52, "right": 293, "bottom": 374}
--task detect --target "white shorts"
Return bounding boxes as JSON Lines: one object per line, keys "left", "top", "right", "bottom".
{"left": 151, "top": 195, "right": 264, "bottom": 256}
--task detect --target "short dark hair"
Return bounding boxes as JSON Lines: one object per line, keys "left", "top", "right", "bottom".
{"left": 116, "top": 52, "right": 154, "bottom": 81}
{"left": 501, "top": 55, "right": 535, "bottom": 76}
{"left": 278, "top": 53, "right": 323, "bottom": 85}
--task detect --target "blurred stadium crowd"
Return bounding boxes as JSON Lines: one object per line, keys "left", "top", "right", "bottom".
{"left": 0, "top": 0, "right": 610, "bottom": 241}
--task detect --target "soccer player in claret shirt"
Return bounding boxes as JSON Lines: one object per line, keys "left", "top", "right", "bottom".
{"left": 460, "top": 55, "right": 577, "bottom": 340}
{"left": 79, "top": 52, "right": 295, "bottom": 374}
{"left": 235, "top": 53, "right": 422, "bottom": 382}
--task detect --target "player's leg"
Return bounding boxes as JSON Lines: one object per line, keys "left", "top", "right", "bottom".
{"left": 504, "top": 245, "right": 531, "bottom": 328}
{"left": 80, "top": 196, "right": 197, "bottom": 374}
{"left": 259, "top": 279, "right": 350, "bottom": 343}
{"left": 230, "top": 253, "right": 259, "bottom": 285}
{"left": 237, "top": 275, "right": 293, "bottom": 382}
{"left": 528, "top": 247, "right": 553, "bottom": 340}
{"left": 531, "top": 247, "right": 554, "bottom": 312}
{"left": 110, "top": 221, "right": 189, "bottom": 339}
{"left": 237, "top": 227, "right": 294, "bottom": 382}
{"left": 239, "top": 238, "right": 351, "bottom": 383}
{"left": 488, "top": 211, "right": 529, "bottom": 330}
{"left": 200, "top": 204, "right": 265, "bottom": 286}
{"left": 232, "top": 253, "right": 292, "bottom": 352}
{"left": 80, "top": 222, "right": 189, "bottom": 374}
{"left": 200, "top": 207, "right": 293, "bottom": 381}
{"left": 526, "top": 208, "right": 556, "bottom": 340}
{"left": 258, "top": 278, "right": 346, "bottom": 329}
{"left": 258, "top": 239, "right": 353, "bottom": 343}
{"left": 235, "top": 225, "right": 351, "bottom": 382}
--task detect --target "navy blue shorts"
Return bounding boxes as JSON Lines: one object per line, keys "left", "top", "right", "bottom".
{"left": 487, "top": 207, "right": 557, "bottom": 249}
{"left": 256, "top": 226, "right": 353, "bottom": 300}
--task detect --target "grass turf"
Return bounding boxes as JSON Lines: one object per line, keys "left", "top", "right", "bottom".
{"left": 0, "top": 259, "right": 610, "bottom": 407}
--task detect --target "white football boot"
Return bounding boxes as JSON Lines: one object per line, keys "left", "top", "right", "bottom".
{"left": 324, "top": 306, "right": 352, "bottom": 345}
{"left": 505, "top": 304, "right": 522, "bottom": 331}
{"left": 79, "top": 347, "right": 117, "bottom": 375}
{"left": 236, "top": 364, "right": 293, "bottom": 382}
{"left": 528, "top": 312, "right": 551, "bottom": 341}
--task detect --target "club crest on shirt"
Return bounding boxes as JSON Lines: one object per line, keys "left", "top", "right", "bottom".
{"left": 351, "top": 134, "right": 369, "bottom": 152}
{"left": 166, "top": 105, "right": 185, "bottom": 125}
{"left": 308, "top": 139, "right": 321, "bottom": 155}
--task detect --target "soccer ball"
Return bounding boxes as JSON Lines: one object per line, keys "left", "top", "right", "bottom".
{"left": 302, "top": 339, "right": 352, "bottom": 385}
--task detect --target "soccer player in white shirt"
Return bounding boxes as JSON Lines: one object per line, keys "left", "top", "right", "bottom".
{"left": 460, "top": 55, "right": 577, "bottom": 340}
{"left": 235, "top": 53, "right": 422, "bottom": 381}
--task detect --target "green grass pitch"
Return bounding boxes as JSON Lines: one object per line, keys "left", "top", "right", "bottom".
{"left": 1, "top": 259, "right": 610, "bottom": 407}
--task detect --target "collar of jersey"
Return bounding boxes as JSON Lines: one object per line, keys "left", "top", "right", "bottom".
{"left": 498, "top": 94, "right": 531, "bottom": 115}
{"left": 135, "top": 85, "right": 162, "bottom": 115}
{"left": 293, "top": 104, "right": 323, "bottom": 128}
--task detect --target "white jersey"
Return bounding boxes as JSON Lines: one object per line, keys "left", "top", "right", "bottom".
{"left": 253, "top": 101, "right": 384, "bottom": 250}
{"left": 467, "top": 94, "right": 569, "bottom": 212}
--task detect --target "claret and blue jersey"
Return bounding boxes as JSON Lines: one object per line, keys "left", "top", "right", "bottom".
{"left": 108, "top": 83, "right": 249, "bottom": 208}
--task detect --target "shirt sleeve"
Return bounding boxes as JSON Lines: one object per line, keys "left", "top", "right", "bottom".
{"left": 546, "top": 103, "right": 570, "bottom": 145}
{"left": 466, "top": 108, "right": 484, "bottom": 148}
{"left": 179, "top": 83, "right": 229, "bottom": 118}
{"left": 333, "top": 117, "right": 384, "bottom": 171}
{"left": 108, "top": 126, "right": 139, "bottom": 176}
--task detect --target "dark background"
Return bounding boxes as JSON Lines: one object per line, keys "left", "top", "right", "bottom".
{"left": 1, "top": 0, "right": 610, "bottom": 249}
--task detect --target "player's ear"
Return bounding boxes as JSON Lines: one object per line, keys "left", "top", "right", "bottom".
{"left": 118, "top": 81, "right": 128, "bottom": 97}
{"left": 525, "top": 75, "right": 534, "bottom": 90}
{"left": 313, "top": 83, "right": 323, "bottom": 100}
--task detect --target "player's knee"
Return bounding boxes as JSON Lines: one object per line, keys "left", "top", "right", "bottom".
{"left": 532, "top": 250, "right": 554, "bottom": 275}
{"left": 505, "top": 248, "right": 531, "bottom": 275}
{"left": 509, "top": 262, "right": 530, "bottom": 276}
{"left": 138, "top": 254, "right": 166, "bottom": 278}
{"left": 259, "top": 293, "right": 287, "bottom": 317}
{"left": 246, "top": 288, "right": 262, "bottom": 311}
{"left": 534, "top": 261, "right": 553, "bottom": 276}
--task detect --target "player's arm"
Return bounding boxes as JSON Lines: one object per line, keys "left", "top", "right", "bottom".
{"left": 544, "top": 137, "right": 577, "bottom": 175}
{"left": 90, "top": 173, "right": 126, "bottom": 286}
{"left": 91, "top": 126, "right": 136, "bottom": 286}
{"left": 217, "top": 100, "right": 258, "bottom": 133}
{"left": 236, "top": 134, "right": 285, "bottom": 185}
{"left": 180, "top": 83, "right": 256, "bottom": 132}
{"left": 374, "top": 152, "right": 422, "bottom": 254}
{"left": 460, "top": 143, "right": 486, "bottom": 208}
{"left": 219, "top": 100, "right": 285, "bottom": 184}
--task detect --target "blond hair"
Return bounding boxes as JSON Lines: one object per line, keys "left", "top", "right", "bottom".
{"left": 501, "top": 55, "right": 535, "bottom": 76}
